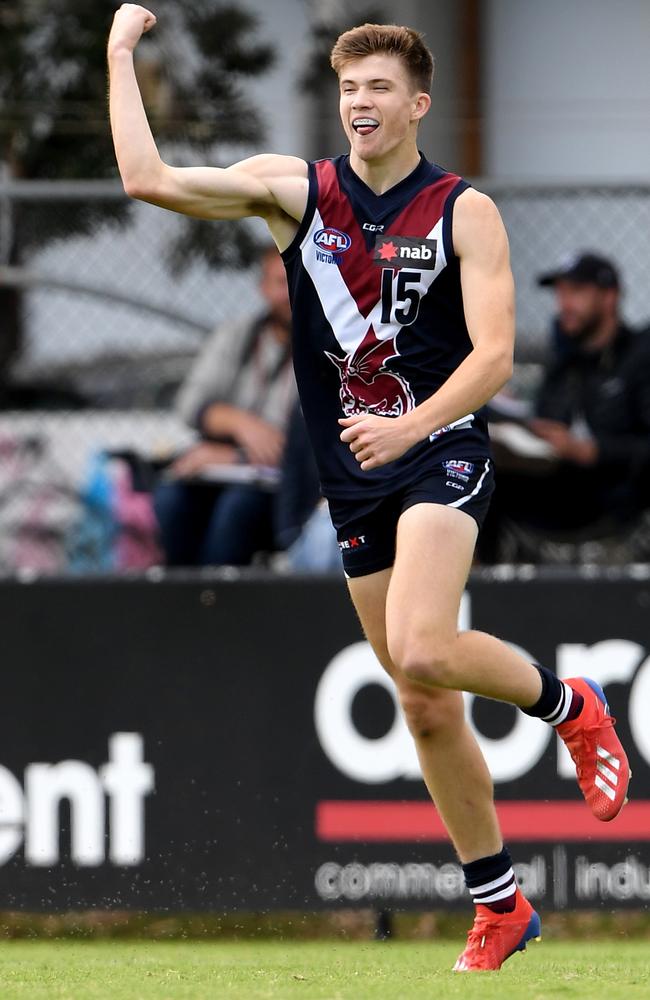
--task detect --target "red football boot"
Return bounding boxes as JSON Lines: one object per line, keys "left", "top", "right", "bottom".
{"left": 453, "top": 889, "right": 541, "bottom": 972}
{"left": 556, "top": 677, "right": 630, "bottom": 822}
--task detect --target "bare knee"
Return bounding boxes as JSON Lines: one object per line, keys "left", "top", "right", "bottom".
{"left": 388, "top": 633, "right": 457, "bottom": 688}
{"left": 398, "top": 687, "right": 464, "bottom": 740}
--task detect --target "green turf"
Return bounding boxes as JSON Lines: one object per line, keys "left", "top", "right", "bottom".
{"left": 0, "top": 940, "right": 648, "bottom": 999}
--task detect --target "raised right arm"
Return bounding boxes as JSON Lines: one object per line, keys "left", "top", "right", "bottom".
{"left": 107, "top": 5, "right": 307, "bottom": 238}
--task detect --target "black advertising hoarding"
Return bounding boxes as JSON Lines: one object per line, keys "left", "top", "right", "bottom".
{"left": 0, "top": 571, "right": 649, "bottom": 912}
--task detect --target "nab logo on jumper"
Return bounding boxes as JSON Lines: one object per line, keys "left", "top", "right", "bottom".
{"left": 373, "top": 235, "right": 438, "bottom": 269}
{"left": 282, "top": 153, "right": 491, "bottom": 500}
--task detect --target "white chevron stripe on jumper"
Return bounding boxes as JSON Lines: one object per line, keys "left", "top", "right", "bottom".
{"left": 301, "top": 210, "right": 447, "bottom": 358}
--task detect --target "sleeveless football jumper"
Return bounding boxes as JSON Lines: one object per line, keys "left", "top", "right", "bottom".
{"left": 281, "top": 153, "right": 491, "bottom": 502}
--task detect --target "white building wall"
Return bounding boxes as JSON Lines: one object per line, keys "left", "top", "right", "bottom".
{"left": 244, "top": 0, "right": 457, "bottom": 161}
{"left": 483, "top": 0, "right": 650, "bottom": 179}
{"left": 238, "top": 0, "right": 650, "bottom": 179}
{"left": 244, "top": 0, "right": 311, "bottom": 157}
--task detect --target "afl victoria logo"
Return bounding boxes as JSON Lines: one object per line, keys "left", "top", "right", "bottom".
{"left": 314, "top": 227, "right": 352, "bottom": 265}
{"left": 314, "top": 227, "right": 352, "bottom": 253}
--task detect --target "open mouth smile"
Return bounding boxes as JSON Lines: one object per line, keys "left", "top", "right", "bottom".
{"left": 352, "top": 117, "right": 380, "bottom": 135}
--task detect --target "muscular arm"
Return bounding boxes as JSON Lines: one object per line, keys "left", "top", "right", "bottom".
{"left": 340, "top": 189, "right": 515, "bottom": 470}
{"left": 406, "top": 189, "right": 514, "bottom": 440}
{"left": 107, "top": 5, "right": 307, "bottom": 243}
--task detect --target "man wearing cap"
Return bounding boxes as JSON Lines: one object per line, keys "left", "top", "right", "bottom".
{"left": 482, "top": 251, "right": 650, "bottom": 555}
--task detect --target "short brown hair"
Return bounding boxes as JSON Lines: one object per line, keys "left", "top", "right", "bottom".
{"left": 330, "top": 23, "right": 434, "bottom": 94}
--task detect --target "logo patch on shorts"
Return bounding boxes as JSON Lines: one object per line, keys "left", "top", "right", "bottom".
{"left": 338, "top": 534, "right": 367, "bottom": 552}
{"left": 444, "top": 460, "right": 475, "bottom": 475}
{"left": 443, "top": 460, "right": 474, "bottom": 483}
{"left": 429, "top": 416, "right": 476, "bottom": 440}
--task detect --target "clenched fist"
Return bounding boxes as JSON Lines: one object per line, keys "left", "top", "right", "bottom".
{"left": 339, "top": 412, "right": 420, "bottom": 471}
{"left": 108, "top": 4, "right": 157, "bottom": 56}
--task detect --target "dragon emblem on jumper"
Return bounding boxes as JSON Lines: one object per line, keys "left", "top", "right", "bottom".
{"left": 325, "top": 327, "right": 415, "bottom": 418}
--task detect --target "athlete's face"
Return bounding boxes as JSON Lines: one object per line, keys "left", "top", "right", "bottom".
{"left": 338, "top": 54, "right": 430, "bottom": 162}
{"left": 554, "top": 280, "right": 617, "bottom": 341}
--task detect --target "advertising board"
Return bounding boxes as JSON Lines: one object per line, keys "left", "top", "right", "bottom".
{"left": 1, "top": 573, "right": 647, "bottom": 910}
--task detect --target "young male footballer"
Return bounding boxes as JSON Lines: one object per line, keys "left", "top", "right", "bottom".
{"left": 108, "top": 6, "right": 630, "bottom": 971}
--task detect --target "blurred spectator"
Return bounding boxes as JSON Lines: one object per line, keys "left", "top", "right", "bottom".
{"left": 481, "top": 252, "right": 650, "bottom": 561}
{"left": 154, "top": 246, "right": 296, "bottom": 566}
{"left": 273, "top": 401, "right": 341, "bottom": 573}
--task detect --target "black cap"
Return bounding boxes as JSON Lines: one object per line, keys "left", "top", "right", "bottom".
{"left": 537, "top": 252, "right": 620, "bottom": 290}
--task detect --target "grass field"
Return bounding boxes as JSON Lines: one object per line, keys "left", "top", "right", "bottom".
{"left": 0, "top": 940, "right": 648, "bottom": 999}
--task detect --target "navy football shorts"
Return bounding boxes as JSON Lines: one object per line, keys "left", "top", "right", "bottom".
{"left": 328, "top": 457, "right": 494, "bottom": 579}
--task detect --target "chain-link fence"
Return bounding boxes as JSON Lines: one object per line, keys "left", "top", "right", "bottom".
{"left": 0, "top": 180, "right": 265, "bottom": 401}
{"left": 493, "top": 179, "right": 650, "bottom": 350}
{"left": 4, "top": 179, "right": 650, "bottom": 387}
{"left": 1, "top": 178, "right": 649, "bottom": 574}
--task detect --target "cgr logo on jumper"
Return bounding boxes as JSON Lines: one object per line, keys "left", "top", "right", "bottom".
{"left": 314, "top": 227, "right": 352, "bottom": 265}
{"left": 373, "top": 235, "right": 438, "bottom": 269}
{"left": 0, "top": 733, "right": 154, "bottom": 867}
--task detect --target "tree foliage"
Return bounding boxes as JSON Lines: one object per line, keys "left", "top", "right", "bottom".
{"left": 0, "top": 0, "right": 274, "bottom": 258}
{"left": 0, "top": 0, "right": 274, "bottom": 376}
{"left": 299, "top": 5, "right": 386, "bottom": 94}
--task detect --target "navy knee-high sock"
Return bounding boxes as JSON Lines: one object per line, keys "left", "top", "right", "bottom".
{"left": 521, "top": 665, "right": 583, "bottom": 725}
{"left": 462, "top": 846, "right": 517, "bottom": 914}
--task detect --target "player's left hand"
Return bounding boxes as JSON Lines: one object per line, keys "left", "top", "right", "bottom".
{"left": 339, "top": 413, "right": 419, "bottom": 471}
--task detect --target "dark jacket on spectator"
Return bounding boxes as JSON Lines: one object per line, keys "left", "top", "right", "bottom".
{"left": 536, "top": 323, "right": 650, "bottom": 474}
{"left": 274, "top": 401, "right": 321, "bottom": 551}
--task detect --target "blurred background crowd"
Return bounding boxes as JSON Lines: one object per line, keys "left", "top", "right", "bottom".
{"left": 2, "top": 0, "right": 650, "bottom": 576}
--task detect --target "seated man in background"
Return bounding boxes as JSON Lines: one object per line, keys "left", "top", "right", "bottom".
{"left": 273, "top": 401, "right": 341, "bottom": 573}
{"left": 155, "top": 245, "right": 296, "bottom": 566}
{"left": 481, "top": 252, "right": 650, "bottom": 561}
